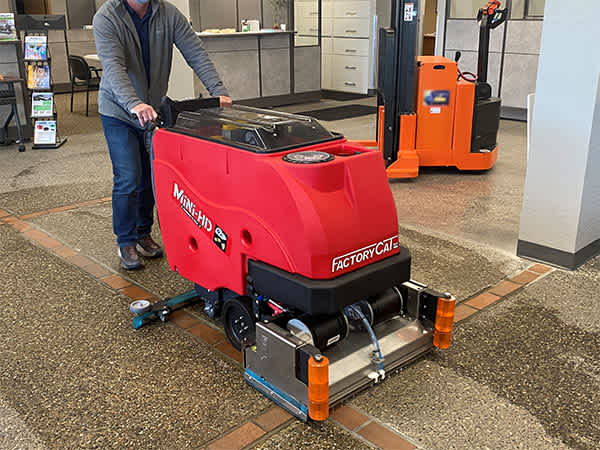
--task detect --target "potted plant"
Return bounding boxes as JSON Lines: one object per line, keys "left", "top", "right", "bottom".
{"left": 268, "top": 0, "right": 288, "bottom": 29}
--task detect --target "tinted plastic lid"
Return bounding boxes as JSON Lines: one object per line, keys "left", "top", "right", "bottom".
{"left": 171, "top": 105, "right": 337, "bottom": 152}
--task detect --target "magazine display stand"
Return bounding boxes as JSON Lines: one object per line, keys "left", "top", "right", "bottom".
{"left": 15, "top": 14, "right": 67, "bottom": 149}
{"left": 0, "top": 12, "right": 32, "bottom": 149}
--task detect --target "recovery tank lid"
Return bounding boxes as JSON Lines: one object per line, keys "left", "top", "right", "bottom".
{"left": 170, "top": 105, "right": 339, "bottom": 153}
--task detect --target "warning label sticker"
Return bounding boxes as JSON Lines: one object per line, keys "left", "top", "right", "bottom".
{"left": 404, "top": 3, "right": 415, "bottom": 22}
{"left": 424, "top": 90, "right": 451, "bottom": 106}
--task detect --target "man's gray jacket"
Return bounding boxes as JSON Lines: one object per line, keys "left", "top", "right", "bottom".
{"left": 93, "top": 0, "right": 228, "bottom": 126}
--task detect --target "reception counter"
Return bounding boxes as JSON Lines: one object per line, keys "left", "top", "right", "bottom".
{"left": 168, "top": 30, "right": 321, "bottom": 106}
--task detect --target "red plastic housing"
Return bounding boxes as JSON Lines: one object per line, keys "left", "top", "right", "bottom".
{"left": 152, "top": 131, "right": 401, "bottom": 296}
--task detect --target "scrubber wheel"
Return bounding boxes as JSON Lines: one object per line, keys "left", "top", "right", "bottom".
{"left": 129, "top": 299, "right": 151, "bottom": 315}
{"left": 223, "top": 296, "right": 256, "bottom": 351}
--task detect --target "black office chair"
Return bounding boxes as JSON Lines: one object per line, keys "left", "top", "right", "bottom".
{"left": 68, "top": 55, "right": 101, "bottom": 116}
{"left": 0, "top": 77, "right": 26, "bottom": 152}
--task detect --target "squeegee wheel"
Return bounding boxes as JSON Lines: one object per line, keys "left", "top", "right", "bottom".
{"left": 129, "top": 299, "right": 151, "bottom": 315}
{"left": 223, "top": 296, "right": 256, "bottom": 351}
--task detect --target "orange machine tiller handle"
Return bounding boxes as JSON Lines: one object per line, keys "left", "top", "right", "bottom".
{"left": 433, "top": 295, "right": 456, "bottom": 349}
{"left": 308, "top": 354, "right": 329, "bottom": 421}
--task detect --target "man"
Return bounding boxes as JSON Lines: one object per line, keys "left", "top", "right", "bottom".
{"left": 93, "top": 0, "right": 231, "bottom": 270}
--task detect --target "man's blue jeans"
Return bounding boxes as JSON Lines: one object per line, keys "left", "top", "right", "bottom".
{"left": 101, "top": 114, "right": 154, "bottom": 247}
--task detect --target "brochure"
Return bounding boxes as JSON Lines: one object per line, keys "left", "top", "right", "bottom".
{"left": 24, "top": 35, "right": 48, "bottom": 60}
{"left": 0, "top": 13, "right": 16, "bottom": 41}
{"left": 27, "top": 62, "right": 51, "bottom": 90}
{"left": 34, "top": 120, "right": 57, "bottom": 145}
{"left": 31, "top": 92, "right": 54, "bottom": 118}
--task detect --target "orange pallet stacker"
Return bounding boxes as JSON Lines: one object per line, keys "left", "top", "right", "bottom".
{"left": 355, "top": 1, "right": 508, "bottom": 179}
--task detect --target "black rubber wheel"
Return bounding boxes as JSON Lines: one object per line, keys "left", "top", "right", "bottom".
{"left": 223, "top": 296, "right": 256, "bottom": 351}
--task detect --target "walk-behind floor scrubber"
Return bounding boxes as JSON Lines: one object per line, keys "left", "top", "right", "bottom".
{"left": 357, "top": 0, "right": 508, "bottom": 179}
{"left": 129, "top": 97, "right": 456, "bottom": 421}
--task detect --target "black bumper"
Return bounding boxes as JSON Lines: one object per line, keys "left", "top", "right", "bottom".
{"left": 247, "top": 248, "right": 411, "bottom": 315}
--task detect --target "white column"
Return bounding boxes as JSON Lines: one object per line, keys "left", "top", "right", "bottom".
{"left": 167, "top": 0, "right": 196, "bottom": 100}
{"left": 518, "top": 0, "right": 600, "bottom": 269}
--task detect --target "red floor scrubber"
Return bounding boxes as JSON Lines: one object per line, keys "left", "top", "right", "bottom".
{"left": 131, "top": 97, "right": 456, "bottom": 422}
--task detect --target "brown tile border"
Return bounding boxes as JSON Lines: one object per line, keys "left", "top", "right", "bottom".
{"left": 84, "top": 262, "right": 112, "bottom": 278}
{"left": 454, "top": 304, "right": 478, "bottom": 322}
{"left": 252, "top": 406, "right": 293, "bottom": 432}
{"left": 330, "top": 404, "right": 417, "bottom": 450}
{"left": 187, "top": 322, "right": 227, "bottom": 345}
{"left": 100, "top": 274, "right": 132, "bottom": 290}
{"left": 455, "top": 263, "right": 555, "bottom": 324}
{"left": 488, "top": 280, "right": 521, "bottom": 297}
{"left": 529, "top": 263, "right": 553, "bottom": 274}
{"left": 1, "top": 215, "right": 20, "bottom": 224}
{"left": 48, "top": 205, "right": 78, "bottom": 213}
{"left": 19, "top": 210, "right": 49, "bottom": 220}
{"left": 215, "top": 341, "right": 243, "bottom": 364}
{"left": 465, "top": 292, "right": 501, "bottom": 310}
{"left": 358, "top": 421, "right": 415, "bottom": 450}
{"left": 53, "top": 246, "right": 78, "bottom": 258}
{"left": 207, "top": 422, "right": 265, "bottom": 450}
{"left": 8, "top": 195, "right": 113, "bottom": 223}
{"left": 11, "top": 221, "right": 32, "bottom": 233}
{"left": 203, "top": 406, "right": 295, "bottom": 450}
{"left": 119, "top": 285, "right": 154, "bottom": 301}
{"left": 65, "top": 253, "right": 93, "bottom": 268}
{"left": 329, "top": 405, "right": 369, "bottom": 431}
{"left": 509, "top": 270, "right": 540, "bottom": 285}
{"left": 169, "top": 310, "right": 199, "bottom": 330}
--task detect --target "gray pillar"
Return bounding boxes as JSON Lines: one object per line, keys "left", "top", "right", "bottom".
{"left": 517, "top": 0, "right": 600, "bottom": 269}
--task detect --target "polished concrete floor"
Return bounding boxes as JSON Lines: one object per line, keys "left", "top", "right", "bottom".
{"left": 0, "top": 92, "right": 598, "bottom": 449}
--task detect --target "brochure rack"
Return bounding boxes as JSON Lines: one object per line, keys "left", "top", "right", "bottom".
{"left": 15, "top": 14, "right": 68, "bottom": 149}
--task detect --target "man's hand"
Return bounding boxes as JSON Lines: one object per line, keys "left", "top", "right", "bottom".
{"left": 219, "top": 96, "right": 232, "bottom": 107}
{"left": 131, "top": 103, "right": 158, "bottom": 127}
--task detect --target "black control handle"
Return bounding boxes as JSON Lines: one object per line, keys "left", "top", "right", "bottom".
{"left": 490, "top": 8, "right": 508, "bottom": 29}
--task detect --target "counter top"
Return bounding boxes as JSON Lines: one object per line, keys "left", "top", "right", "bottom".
{"left": 197, "top": 30, "right": 294, "bottom": 38}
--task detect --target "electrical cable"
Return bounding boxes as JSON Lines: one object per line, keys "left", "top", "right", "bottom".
{"left": 458, "top": 69, "right": 478, "bottom": 83}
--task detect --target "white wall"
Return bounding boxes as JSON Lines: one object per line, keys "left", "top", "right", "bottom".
{"left": 0, "top": 0, "right": 12, "bottom": 13}
{"left": 167, "top": 0, "right": 196, "bottom": 100}
{"left": 519, "top": 0, "right": 600, "bottom": 256}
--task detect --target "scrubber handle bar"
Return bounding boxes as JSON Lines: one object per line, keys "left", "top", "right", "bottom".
{"left": 131, "top": 96, "right": 222, "bottom": 129}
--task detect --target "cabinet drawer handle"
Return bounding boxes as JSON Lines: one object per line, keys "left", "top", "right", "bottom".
{"left": 346, "top": 29, "right": 357, "bottom": 33}
{"left": 345, "top": 49, "right": 357, "bottom": 53}
{"left": 344, "top": 82, "right": 357, "bottom": 86}
{"left": 310, "top": 28, "right": 318, "bottom": 32}
{"left": 345, "top": 12, "right": 358, "bottom": 16}
{"left": 309, "top": 12, "right": 318, "bottom": 15}
{"left": 345, "top": 65, "right": 357, "bottom": 70}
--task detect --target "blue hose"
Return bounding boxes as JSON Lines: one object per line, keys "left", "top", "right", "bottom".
{"left": 347, "top": 305, "right": 384, "bottom": 372}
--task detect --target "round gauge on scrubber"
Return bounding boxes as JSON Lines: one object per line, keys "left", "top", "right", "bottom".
{"left": 283, "top": 151, "right": 335, "bottom": 164}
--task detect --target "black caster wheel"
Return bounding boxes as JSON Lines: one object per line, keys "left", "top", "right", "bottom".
{"left": 223, "top": 296, "right": 256, "bottom": 351}
{"left": 18, "top": 144, "right": 25, "bottom": 152}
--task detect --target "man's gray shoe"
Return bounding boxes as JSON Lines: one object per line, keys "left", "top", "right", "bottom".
{"left": 118, "top": 245, "right": 144, "bottom": 270}
{"left": 136, "top": 236, "right": 164, "bottom": 258}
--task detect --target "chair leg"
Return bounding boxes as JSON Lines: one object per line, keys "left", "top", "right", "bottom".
{"left": 71, "top": 83, "right": 74, "bottom": 112}
{"left": 12, "top": 105, "right": 25, "bottom": 152}
{"left": 86, "top": 85, "right": 90, "bottom": 117}
{"left": 0, "top": 108, "right": 13, "bottom": 145}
